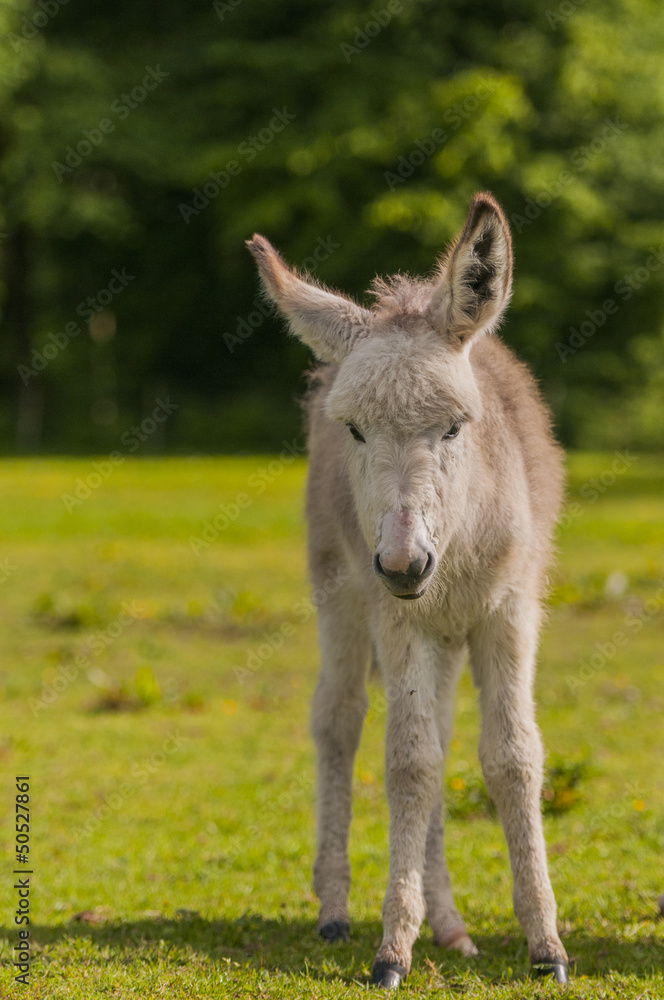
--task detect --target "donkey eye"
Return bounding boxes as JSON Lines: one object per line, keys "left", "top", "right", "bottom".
{"left": 347, "top": 423, "right": 365, "bottom": 443}
{"left": 442, "top": 421, "right": 461, "bottom": 441}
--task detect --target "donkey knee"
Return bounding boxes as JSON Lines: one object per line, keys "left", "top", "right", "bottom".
{"left": 311, "top": 682, "right": 368, "bottom": 753}
{"left": 479, "top": 729, "right": 543, "bottom": 802}
{"left": 385, "top": 739, "right": 443, "bottom": 808}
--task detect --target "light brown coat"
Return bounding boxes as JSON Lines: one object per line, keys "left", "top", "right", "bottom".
{"left": 248, "top": 192, "right": 568, "bottom": 987}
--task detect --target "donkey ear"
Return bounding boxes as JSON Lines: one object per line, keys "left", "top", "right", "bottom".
{"left": 246, "top": 234, "right": 371, "bottom": 364}
{"left": 427, "top": 192, "right": 513, "bottom": 349}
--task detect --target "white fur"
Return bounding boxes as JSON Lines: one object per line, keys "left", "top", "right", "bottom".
{"left": 247, "top": 192, "right": 567, "bottom": 980}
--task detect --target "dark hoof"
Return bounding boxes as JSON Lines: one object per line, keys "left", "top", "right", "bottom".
{"left": 319, "top": 920, "right": 349, "bottom": 943}
{"left": 532, "top": 958, "right": 569, "bottom": 984}
{"left": 372, "top": 961, "right": 407, "bottom": 989}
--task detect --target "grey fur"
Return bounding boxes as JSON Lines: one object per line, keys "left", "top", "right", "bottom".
{"left": 247, "top": 192, "right": 567, "bottom": 980}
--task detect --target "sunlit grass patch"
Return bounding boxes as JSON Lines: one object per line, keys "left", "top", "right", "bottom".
{"left": 0, "top": 454, "right": 662, "bottom": 999}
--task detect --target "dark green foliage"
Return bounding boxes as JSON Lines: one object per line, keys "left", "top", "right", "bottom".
{"left": 1, "top": 0, "right": 664, "bottom": 452}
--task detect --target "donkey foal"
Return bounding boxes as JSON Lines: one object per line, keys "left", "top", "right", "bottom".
{"left": 247, "top": 192, "right": 568, "bottom": 989}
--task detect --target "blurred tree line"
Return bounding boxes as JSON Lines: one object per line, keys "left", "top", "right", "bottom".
{"left": 0, "top": 0, "right": 663, "bottom": 453}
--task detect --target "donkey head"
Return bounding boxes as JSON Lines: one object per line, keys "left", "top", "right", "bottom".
{"left": 247, "top": 193, "right": 513, "bottom": 600}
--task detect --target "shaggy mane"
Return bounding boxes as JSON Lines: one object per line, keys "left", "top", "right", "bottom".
{"left": 369, "top": 273, "right": 436, "bottom": 319}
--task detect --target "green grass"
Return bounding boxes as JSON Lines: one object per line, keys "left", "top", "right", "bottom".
{"left": 0, "top": 453, "right": 663, "bottom": 998}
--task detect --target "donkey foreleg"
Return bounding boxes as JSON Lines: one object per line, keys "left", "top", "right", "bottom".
{"left": 312, "top": 598, "right": 369, "bottom": 941}
{"left": 372, "top": 633, "right": 443, "bottom": 987}
{"left": 424, "top": 647, "right": 477, "bottom": 955}
{"left": 470, "top": 599, "right": 568, "bottom": 983}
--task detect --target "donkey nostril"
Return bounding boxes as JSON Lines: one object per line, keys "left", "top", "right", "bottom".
{"left": 422, "top": 552, "right": 435, "bottom": 579}
{"left": 373, "top": 552, "right": 386, "bottom": 577}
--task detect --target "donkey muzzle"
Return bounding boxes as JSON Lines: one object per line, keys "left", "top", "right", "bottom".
{"left": 373, "top": 509, "right": 436, "bottom": 599}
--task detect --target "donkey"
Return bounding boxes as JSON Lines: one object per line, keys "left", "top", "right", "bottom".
{"left": 247, "top": 192, "right": 568, "bottom": 989}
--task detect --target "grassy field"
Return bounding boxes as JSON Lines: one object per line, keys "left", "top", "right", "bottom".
{"left": 0, "top": 453, "right": 663, "bottom": 999}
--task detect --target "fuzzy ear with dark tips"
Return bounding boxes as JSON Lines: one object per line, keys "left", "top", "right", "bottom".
{"left": 427, "top": 192, "right": 513, "bottom": 349}
{"left": 246, "top": 234, "right": 371, "bottom": 364}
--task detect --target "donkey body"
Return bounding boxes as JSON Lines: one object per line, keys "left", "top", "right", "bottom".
{"left": 248, "top": 193, "right": 568, "bottom": 988}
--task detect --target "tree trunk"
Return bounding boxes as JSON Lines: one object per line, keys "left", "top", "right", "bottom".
{"left": 4, "top": 225, "right": 43, "bottom": 450}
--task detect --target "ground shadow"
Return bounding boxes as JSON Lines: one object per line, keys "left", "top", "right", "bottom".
{"left": 6, "top": 914, "right": 662, "bottom": 986}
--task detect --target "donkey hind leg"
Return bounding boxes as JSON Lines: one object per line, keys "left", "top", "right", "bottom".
{"left": 470, "top": 599, "right": 568, "bottom": 984}
{"left": 311, "top": 588, "right": 369, "bottom": 943}
{"left": 424, "top": 799, "right": 477, "bottom": 956}
{"left": 424, "top": 646, "right": 477, "bottom": 957}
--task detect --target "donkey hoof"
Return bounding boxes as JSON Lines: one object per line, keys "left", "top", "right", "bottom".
{"left": 450, "top": 934, "right": 478, "bottom": 957}
{"left": 319, "top": 920, "right": 349, "bottom": 942}
{"left": 532, "top": 958, "right": 569, "bottom": 984}
{"left": 437, "top": 926, "right": 478, "bottom": 956}
{"left": 372, "top": 961, "right": 407, "bottom": 989}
